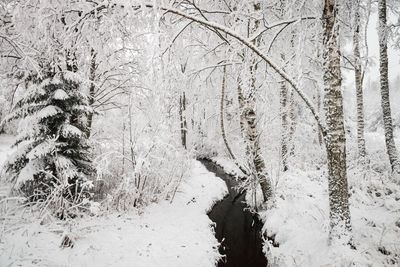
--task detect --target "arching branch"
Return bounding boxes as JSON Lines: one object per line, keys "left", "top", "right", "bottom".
{"left": 139, "top": 3, "right": 327, "bottom": 137}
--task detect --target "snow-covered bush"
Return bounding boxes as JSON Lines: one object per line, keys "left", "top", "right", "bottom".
{"left": 115, "top": 144, "right": 190, "bottom": 210}
{"left": 92, "top": 135, "right": 191, "bottom": 211}
{"left": 191, "top": 131, "right": 219, "bottom": 159}
{"left": 1, "top": 72, "right": 95, "bottom": 218}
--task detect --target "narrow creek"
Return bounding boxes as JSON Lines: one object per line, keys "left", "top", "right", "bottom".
{"left": 200, "top": 159, "right": 268, "bottom": 267}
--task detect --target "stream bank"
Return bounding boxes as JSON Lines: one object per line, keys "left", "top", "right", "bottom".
{"left": 200, "top": 159, "right": 267, "bottom": 267}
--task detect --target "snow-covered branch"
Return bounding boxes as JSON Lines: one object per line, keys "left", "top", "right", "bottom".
{"left": 139, "top": 3, "right": 327, "bottom": 137}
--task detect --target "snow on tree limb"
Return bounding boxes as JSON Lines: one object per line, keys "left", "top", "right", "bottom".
{"left": 134, "top": 2, "right": 327, "bottom": 138}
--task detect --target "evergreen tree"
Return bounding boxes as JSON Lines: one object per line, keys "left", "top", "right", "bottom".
{"left": 1, "top": 69, "right": 94, "bottom": 218}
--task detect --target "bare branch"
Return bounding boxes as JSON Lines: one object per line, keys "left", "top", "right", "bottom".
{"left": 140, "top": 3, "right": 327, "bottom": 136}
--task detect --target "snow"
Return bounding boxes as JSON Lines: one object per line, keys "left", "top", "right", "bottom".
{"left": 54, "top": 156, "right": 78, "bottom": 180}
{"left": 0, "top": 135, "right": 15, "bottom": 197}
{"left": 36, "top": 105, "right": 62, "bottom": 120}
{"left": 61, "top": 124, "right": 83, "bottom": 138}
{"left": 262, "top": 131, "right": 400, "bottom": 266}
{"left": 27, "top": 139, "right": 55, "bottom": 160}
{"left": 210, "top": 156, "right": 244, "bottom": 177}
{"left": 0, "top": 134, "right": 14, "bottom": 166}
{"left": 22, "top": 85, "right": 46, "bottom": 100}
{"left": 0, "top": 156, "right": 228, "bottom": 267}
{"left": 214, "top": 131, "right": 400, "bottom": 266}
{"left": 53, "top": 89, "right": 70, "bottom": 100}
{"left": 15, "top": 159, "right": 42, "bottom": 187}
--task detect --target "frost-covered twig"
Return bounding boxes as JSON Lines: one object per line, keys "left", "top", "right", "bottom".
{"left": 134, "top": 2, "right": 327, "bottom": 138}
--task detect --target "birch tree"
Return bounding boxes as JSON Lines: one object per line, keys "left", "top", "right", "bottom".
{"left": 353, "top": 0, "right": 367, "bottom": 159}
{"left": 378, "top": 0, "right": 400, "bottom": 177}
{"left": 322, "top": 0, "right": 352, "bottom": 241}
{"left": 277, "top": 1, "right": 290, "bottom": 172}
{"left": 232, "top": 1, "right": 273, "bottom": 203}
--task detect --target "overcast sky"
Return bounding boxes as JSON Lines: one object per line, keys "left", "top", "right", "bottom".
{"left": 341, "top": 8, "right": 400, "bottom": 120}
{"left": 342, "top": 8, "right": 400, "bottom": 94}
{"left": 366, "top": 10, "right": 400, "bottom": 83}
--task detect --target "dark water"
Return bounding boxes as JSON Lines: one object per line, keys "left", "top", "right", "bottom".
{"left": 200, "top": 160, "right": 268, "bottom": 267}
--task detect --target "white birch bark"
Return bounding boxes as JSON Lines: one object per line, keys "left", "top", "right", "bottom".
{"left": 280, "top": 79, "right": 289, "bottom": 171}
{"left": 179, "top": 91, "right": 187, "bottom": 149}
{"left": 236, "top": 2, "right": 273, "bottom": 203}
{"left": 322, "top": 0, "right": 352, "bottom": 242}
{"left": 353, "top": 0, "right": 366, "bottom": 159}
{"left": 378, "top": 0, "right": 400, "bottom": 177}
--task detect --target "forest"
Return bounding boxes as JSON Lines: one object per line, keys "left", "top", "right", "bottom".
{"left": 0, "top": 0, "right": 399, "bottom": 266}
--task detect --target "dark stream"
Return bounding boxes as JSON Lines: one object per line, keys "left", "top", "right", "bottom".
{"left": 200, "top": 160, "right": 267, "bottom": 267}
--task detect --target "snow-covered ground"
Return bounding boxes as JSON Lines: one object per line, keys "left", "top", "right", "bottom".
{"left": 262, "top": 165, "right": 400, "bottom": 266}
{"left": 214, "top": 132, "right": 400, "bottom": 266}
{"left": 0, "top": 135, "right": 15, "bottom": 198}
{"left": 2, "top": 131, "right": 399, "bottom": 266}
{"left": 209, "top": 157, "right": 244, "bottom": 178}
{"left": 0, "top": 135, "right": 227, "bottom": 267}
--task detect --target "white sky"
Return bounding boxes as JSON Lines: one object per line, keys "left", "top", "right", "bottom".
{"left": 341, "top": 8, "right": 400, "bottom": 122}
{"left": 365, "top": 11, "right": 400, "bottom": 83}
{"left": 342, "top": 10, "right": 400, "bottom": 87}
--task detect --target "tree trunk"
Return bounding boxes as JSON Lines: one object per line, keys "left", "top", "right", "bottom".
{"left": 86, "top": 48, "right": 97, "bottom": 137}
{"left": 317, "top": 87, "right": 323, "bottom": 146}
{"left": 237, "top": 80, "right": 273, "bottom": 203}
{"left": 322, "top": 0, "right": 352, "bottom": 242}
{"left": 378, "top": 0, "right": 400, "bottom": 176}
{"left": 287, "top": 88, "right": 297, "bottom": 156}
{"left": 65, "top": 49, "right": 79, "bottom": 126}
{"left": 220, "top": 66, "right": 248, "bottom": 175}
{"left": 179, "top": 91, "right": 187, "bottom": 149}
{"left": 353, "top": 0, "right": 367, "bottom": 159}
{"left": 280, "top": 80, "right": 289, "bottom": 171}
{"left": 235, "top": 1, "right": 273, "bottom": 203}
{"left": 278, "top": 1, "right": 289, "bottom": 172}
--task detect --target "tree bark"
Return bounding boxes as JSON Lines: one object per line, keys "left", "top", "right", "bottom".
{"left": 237, "top": 80, "right": 273, "bottom": 203}
{"left": 220, "top": 65, "right": 249, "bottom": 175}
{"left": 179, "top": 91, "right": 187, "bottom": 149}
{"left": 235, "top": 1, "right": 273, "bottom": 203}
{"left": 322, "top": 0, "right": 352, "bottom": 242}
{"left": 378, "top": 0, "right": 400, "bottom": 176}
{"left": 278, "top": 0, "right": 290, "bottom": 173}
{"left": 353, "top": 0, "right": 367, "bottom": 159}
{"left": 280, "top": 80, "right": 289, "bottom": 171}
{"left": 287, "top": 88, "right": 297, "bottom": 156}
{"left": 86, "top": 48, "right": 97, "bottom": 137}
{"left": 317, "top": 88, "right": 323, "bottom": 146}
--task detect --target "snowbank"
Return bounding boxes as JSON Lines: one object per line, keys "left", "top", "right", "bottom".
{"left": 210, "top": 156, "right": 245, "bottom": 178}
{"left": 0, "top": 159, "right": 227, "bottom": 267}
{"left": 214, "top": 131, "right": 400, "bottom": 266}
{"left": 262, "top": 165, "right": 400, "bottom": 266}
